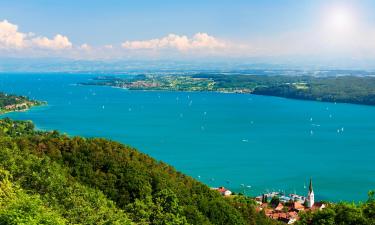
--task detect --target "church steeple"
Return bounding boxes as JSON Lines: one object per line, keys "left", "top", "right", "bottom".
{"left": 306, "top": 178, "right": 315, "bottom": 208}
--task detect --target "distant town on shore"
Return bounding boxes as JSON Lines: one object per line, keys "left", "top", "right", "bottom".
{"left": 81, "top": 72, "right": 375, "bottom": 106}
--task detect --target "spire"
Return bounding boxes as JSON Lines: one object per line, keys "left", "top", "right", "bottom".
{"left": 307, "top": 178, "right": 315, "bottom": 208}
{"left": 309, "top": 178, "right": 313, "bottom": 193}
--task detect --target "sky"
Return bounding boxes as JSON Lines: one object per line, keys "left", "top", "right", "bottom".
{"left": 1, "top": 0, "right": 375, "bottom": 68}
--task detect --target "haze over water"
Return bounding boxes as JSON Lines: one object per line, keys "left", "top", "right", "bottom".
{"left": 1, "top": 73, "right": 374, "bottom": 202}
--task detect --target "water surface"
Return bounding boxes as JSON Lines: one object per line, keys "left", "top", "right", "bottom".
{"left": 1, "top": 73, "right": 374, "bottom": 202}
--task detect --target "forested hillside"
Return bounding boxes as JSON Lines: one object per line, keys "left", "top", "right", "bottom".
{"left": 1, "top": 118, "right": 373, "bottom": 224}
{"left": 0, "top": 118, "right": 277, "bottom": 225}
{"left": 194, "top": 74, "right": 375, "bottom": 106}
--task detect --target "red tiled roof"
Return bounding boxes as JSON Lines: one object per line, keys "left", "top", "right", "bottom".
{"left": 217, "top": 187, "right": 227, "bottom": 193}
{"left": 275, "top": 203, "right": 284, "bottom": 211}
{"left": 293, "top": 202, "right": 305, "bottom": 210}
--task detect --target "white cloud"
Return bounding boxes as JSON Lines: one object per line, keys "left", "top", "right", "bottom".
{"left": 191, "top": 33, "right": 226, "bottom": 49}
{"left": 0, "top": 20, "right": 27, "bottom": 49}
{"left": 2, "top": 18, "right": 375, "bottom": 65}
{"left": 32, "top": 34, "right": 72, "bottom": 50}
{"left": 0, "top": 20, "right": 72, "bottom": 50}
{"left": 79, "top": 43, "right": 91, "bottom": 50}
{"left": 121, "top": 33, "right": 227, "bottom": 51}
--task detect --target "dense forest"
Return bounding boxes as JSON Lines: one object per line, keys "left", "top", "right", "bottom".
{"left": 193, "top": 74, "right": 375, "bottom": 106}
{"left": 0, "top": 118, "right": 374, "bottom": 224}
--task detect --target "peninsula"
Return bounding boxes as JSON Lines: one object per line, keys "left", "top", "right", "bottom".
{"left": 81, "top": 73, "right": 375, "bottom": 106}
{"left": 0, "top": 92, "right": 45, "bottom": 114}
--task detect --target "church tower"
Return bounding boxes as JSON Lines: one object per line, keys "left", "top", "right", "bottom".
{"left": 306, "top": 178, "right": 314, "bottom": 208}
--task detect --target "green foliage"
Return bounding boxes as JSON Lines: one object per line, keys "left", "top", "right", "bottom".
{"left": 226, "top": 196, "right": 281, "bottom": 225}
{"left": 250, "top": 76, "right": 375, "bottom": 106}
{"left": 0, "top": 118, "right": 35, "bottom": 136}
{"left": 0, "top": 168, "right": 66, "bottom": 225}
{"left": 363, "top": 191, "right": 375, "bottom": 220}
{"left": 0, "top": 137, "right": 133, "bottom": 225}
{"left": 125, "top": 189, "right": 188, "bottom": 225}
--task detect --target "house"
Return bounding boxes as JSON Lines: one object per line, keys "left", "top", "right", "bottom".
{"left": 289, "top": 194, "right": 306, "bottom": 203}
{"left": 288, "top": 211, "right": 298, "bottom": 218}
{"left": 256, "top": 178, "right": 324, "bottom": 224}
{"left": 292, "top": 202, "right": 305, "bottom": 212}
{"left": 4, "top": 103, "right": 28, "bottom": 110}
{"left": 311, "top": 202, "right": 326, "bottom": 211}
{"left": 275, "top": 203, "right": 284, "bottom": 211}
{"left": 211, "top": 187, "right": 232, "bottom": 196}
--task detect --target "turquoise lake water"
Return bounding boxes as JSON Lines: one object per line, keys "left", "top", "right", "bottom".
{"left": 1, "top": 73, "right": 374, "bottom": 202}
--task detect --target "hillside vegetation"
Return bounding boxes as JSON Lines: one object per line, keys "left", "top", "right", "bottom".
{"left": 0, "top": 118, "right": 374, "bottom": 224}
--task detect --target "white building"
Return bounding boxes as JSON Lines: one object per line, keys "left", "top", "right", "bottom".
{"left": 211, "top": 187, "right": 232, "bottom": 196}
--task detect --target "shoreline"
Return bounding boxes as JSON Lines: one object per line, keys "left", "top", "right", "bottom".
{"left": 86, "top": 83, "right": 375, "bottom": 108}
{"left": 0, "top": 102, "right": 47, "bottom": 116}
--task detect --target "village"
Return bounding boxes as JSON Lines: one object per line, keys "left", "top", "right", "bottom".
{"left": 211, "top": 179, "right": 326, "bottom": 224}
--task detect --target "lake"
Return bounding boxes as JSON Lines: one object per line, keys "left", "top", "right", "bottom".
{"left": 1, "top": 73, "right": 374, "bottom": 202}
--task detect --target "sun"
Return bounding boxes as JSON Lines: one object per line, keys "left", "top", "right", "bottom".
{"left": 331, "top": 8, "right": 353, "bottom": 30}
{"left": 326, "top": 6, "right": 356, "bottom": 33}
{"left": 317, "top": 4, "right": 361, "bottom": 48}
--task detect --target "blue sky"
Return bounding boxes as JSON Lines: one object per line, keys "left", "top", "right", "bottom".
{"left": 0, "top": 0, "right": 329, "bottom": 44}
{"left": 1, "top": 0, "right": 375, "bottom": 67}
